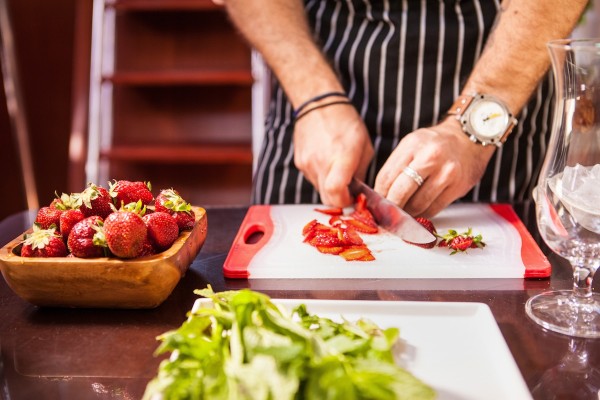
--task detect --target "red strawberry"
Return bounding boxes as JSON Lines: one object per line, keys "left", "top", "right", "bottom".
{"left": 438, "top": 228, "right": 486, "bottom": 255}
{"left": 316, "top": 245, "right": 344, "bottom": 255}
{"left": 449, "top": 236, "right": 473, "bottom": 253}
{"left": 404, "top": 217, "right": 438, "bottom": 249}
{"left": 302, "top": 219, "right": 319, "bottom": 236}
{"left": 138, "top": 236, "right": 156, "bottom": 257}
{"left": 172, "top": 210, "right": 195, "bottom": 231}
{"left": 49, "top": 197, "right": 63, "bottom": 209}
{"left": 314, "top": 207, "right": 343, "bottom": 216}
{"left": 308, "top": 230, "right": 343, "bottom": 247}
{"left": 155, "top": 189, "right": 195, "bottom": 231}
{"left": 339, "top": 226, "right": 364, "bottom": 246}
{"left": 154, "top": 188, "right": 188, "bottom": 213}
{"left": 34, "top": 206, "right": 63, "bottom": 229}
{"left": 142, "top": 211, "right": 179, "bottom": 251}
{"left": 72, "top": 183, "right": 115, "bottom": 219}
{"left": 339, "top": 245, "right": 375, "bottom": 261}
{"left": 416, "top": 217, "right": 437, "bottom": 235}
{"left": 59, "top": 209, "right": 85, "bottom": 241}
{"left": 109, "top": 180, "right": 154, "bottom": 208}
{"left": 21, "top": 226, "right": 68, "bottom": 257}
{"left": 67, "top": 216, "right": 107, "bottom": 258}
{"left": 103, "top": 211, "right": 148, "bottom": 258}
{"left": 345, "top": 217, "right": 378, "bottom": 234}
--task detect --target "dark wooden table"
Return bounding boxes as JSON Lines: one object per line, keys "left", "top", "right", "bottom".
{"left": 0, "top": 204, "right": 599, "bottom": 400}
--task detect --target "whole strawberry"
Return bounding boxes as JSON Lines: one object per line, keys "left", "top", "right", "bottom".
{"left": 142, "top": 211, "right": 179, "bottom": 251}
{"left": 103, "top": 211, "right": 148, "bottom": 258}
{"left": 72, "top": 183, "right": 115, "bottom": 219}
{"left": 109, "top": 180, "right": 154, "bottom": 208}
{"left": 138, "top": 236, "right": 156, "bottom": 257}
{"left": 34, "top": 206, "right": 63, "bottom": 230}
{"left": 59, "top": 209, "right": 85, "bottom": 241}
{"left": 21, "top": 225, "right": 68, "bottom": 257}
{"left": 67, "top": 216, "right": 107, "bottom": 258}
{"left": 155, "top": 189, "right": 195, "bottom": 231}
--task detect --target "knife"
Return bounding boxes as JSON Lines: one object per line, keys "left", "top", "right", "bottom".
{"left": 348, "top": 178, "right": 436, "bottom": 244}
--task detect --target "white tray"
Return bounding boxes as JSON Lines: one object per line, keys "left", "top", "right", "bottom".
{"left": 265, "top": 299, "right": 532, "bottom": 400}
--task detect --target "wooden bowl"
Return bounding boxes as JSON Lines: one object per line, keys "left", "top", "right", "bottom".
{"left": 0, "top": 207, "right": 207, "bottom": 309}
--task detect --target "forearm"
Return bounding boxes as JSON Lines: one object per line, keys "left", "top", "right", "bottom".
{"left": 462, "top": 0, "right": 588, "bottom": 116}
{"left": 221, "top": 0, "right": 343, "bottom": 108}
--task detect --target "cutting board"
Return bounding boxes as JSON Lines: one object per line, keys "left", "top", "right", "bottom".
{"left": 223, "top": 203, "right": 550, "bottom": 280}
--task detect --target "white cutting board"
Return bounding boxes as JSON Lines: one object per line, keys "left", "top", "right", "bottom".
{"left": 223, "top": 203, "right": 550, "bottom": 279}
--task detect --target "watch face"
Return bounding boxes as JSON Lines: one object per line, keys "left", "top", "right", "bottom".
{"left": 467, "top": 99, "right": 509, "bottom": 139}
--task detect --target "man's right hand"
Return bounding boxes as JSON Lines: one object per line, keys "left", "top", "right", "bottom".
{"left": 293, "top": 101, "right": 374, "bottom": 207}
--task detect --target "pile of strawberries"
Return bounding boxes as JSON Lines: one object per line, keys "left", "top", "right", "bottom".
{"left": 302, "top": 193, "right": 378, "bottom": 261}
{"left": 20, "top": 180, "right": 196, "bottom": 259}
{"left": 302, "top": 194, "right": 486, "bottom": 261}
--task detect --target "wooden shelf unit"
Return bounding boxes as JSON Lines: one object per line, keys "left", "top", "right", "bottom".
{"left": 87, "top": 0, "right": 256, "bottom": 205}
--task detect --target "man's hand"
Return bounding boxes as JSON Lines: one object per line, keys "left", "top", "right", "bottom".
{"left": 374, "top": 117, "right": 495, "bottom": 218}
{"left": 294, "top": 103, "right": 374, "bottom": 207}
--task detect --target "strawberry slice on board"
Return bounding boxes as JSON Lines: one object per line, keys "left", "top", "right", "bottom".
{"left": 339, "top": 245, "right": 375, "bottom": 261}
{"left": 314, "top": 207, "right": 344, "bottom": 216}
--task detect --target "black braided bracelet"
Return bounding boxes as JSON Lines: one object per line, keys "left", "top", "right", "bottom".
{"left": 294, "top": 100, "right": 354, "bottom": 122}
{"left": 292, "top": 91, "right": 348, "bottom": 118}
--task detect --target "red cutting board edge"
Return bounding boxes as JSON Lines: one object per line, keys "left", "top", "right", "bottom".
{"left": 223, "top": 203, "right": 551, "bottom": 279}
{"left": 489, "top": 204, "right": 550, "bottom": 278}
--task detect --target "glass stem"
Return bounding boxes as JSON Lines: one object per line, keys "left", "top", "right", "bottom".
{"left": 572, "top": 261, "right": 596, "bottom": 299}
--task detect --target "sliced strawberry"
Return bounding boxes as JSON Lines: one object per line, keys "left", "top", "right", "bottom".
{"left": 354, "top": 193, "right": 369, "bottom": 212}
{"left": 339, "top": 245, "right": 375, "bottom": 261}
{"left": 316, "top": 245, "right": 344, "bottom": 255}
{"left": 415, "top": 217, "right": 437, "bottom": 235}
{"left": 308, "top": 231, "right": 343, "bottom": 247}
{"left": 351, "top": 209, "right": 377, "bottom": 226}
{"left": 329, "top": 215, "right": 346, "bottom": 227}
{"left": 302, "top": 219, "right": 319, "bottom": 236}
{"left": 314, "top": 207, "right": 343, "bottom": 216}
{"left": 302, "top": 221, "right": 333, "bottom": 242}
{"left": 345, "top": 217, "right": 378, "bottom": 234}
{"left": 339, "top": 226, "right": 364, "bottom": 246}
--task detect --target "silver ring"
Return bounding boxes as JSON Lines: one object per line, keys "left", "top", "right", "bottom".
{"left": 402, "top": 166, "right": 424, "bottom": 187}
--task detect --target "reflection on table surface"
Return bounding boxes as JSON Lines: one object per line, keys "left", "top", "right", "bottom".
{"left": 0, "top": 204, "right": 598, "bottom": 400}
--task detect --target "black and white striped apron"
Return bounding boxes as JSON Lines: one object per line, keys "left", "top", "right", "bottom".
{"left": 251, "top": 0, "right": 554, "bottom": 205}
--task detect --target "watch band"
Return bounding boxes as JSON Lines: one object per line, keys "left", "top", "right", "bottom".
{"left": 447, "top": 94, "right": 476, "bottom": 117}
{"left": 447, "top": 93, "right": 517, "bottom": 147}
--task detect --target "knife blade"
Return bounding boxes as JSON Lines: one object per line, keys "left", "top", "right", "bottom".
{"left": 348, "top": 178, "right": 436, "bottom": 244}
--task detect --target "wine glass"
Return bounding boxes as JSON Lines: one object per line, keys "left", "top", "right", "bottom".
{"left": 530, "top": 338, "right": 600, "bottom": 398}
{"left": 526, "top": 38, "right": 600, "bottom": 338}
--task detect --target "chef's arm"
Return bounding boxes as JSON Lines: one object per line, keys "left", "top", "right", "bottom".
{"left": 459, "top": 0, "right": 588, "bottom": 116}
{"left": 216, "top": 0, "right": 344, "bottom": 108}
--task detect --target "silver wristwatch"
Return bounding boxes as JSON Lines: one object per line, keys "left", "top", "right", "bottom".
{"left": 448, "top": 93, "right": 517, "bottom": 147}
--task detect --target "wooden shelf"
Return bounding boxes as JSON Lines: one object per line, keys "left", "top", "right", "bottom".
{"left": 106, "top": 0, "right": 222, "bottom": 11}
{"left": 103, "top": 70, "right": 253, "bottom": 86}
{"left": 85, "top": 0, "right": 255, "bottom": 204}
{"left": 100, "top": 144, "right": 253, "bottom": 165}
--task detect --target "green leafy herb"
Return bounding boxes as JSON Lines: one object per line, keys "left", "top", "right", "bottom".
{"left": 143, "top": 286, "right": 435, "bottom": 400}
